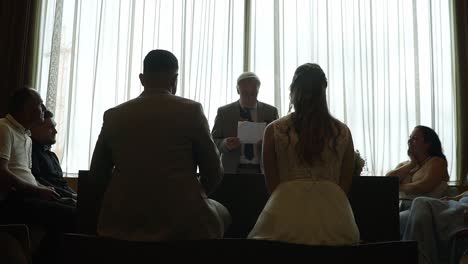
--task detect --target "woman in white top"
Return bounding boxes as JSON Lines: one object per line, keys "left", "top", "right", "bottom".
{"left": 248, "top": 63, "right": 359, "bottom": 245}
{"left": 386, "top": 126, "right": 449, "bottom": 211}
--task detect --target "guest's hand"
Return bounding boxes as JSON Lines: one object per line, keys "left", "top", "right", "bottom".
{"left": 442, "top": 194, "right": 464, "bottom": 201}
{"left": 464, "top": 207, "right": 468, "bottom": 223}
{"left": 224, "top": 137, "right": 241, "bottom": 151}
{"left": 399, "top": 183, "right": 411, "bottom": 194}
{"left": 399, "top": 184, "right": 405, "bottom": 193}
{"left": 35, "top": 186, "right": 59, "bottom": 201}
{"left": 399, "top": 175, "right": 411, "bottom": 184}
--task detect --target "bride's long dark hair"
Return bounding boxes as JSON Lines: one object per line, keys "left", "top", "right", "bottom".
{"left": 288, "top": 63, "right": 341, "bottom": 165}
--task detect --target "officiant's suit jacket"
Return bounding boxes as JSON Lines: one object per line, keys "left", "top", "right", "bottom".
{"left": 211, "top": 100, "right": 279, "bottom": 174}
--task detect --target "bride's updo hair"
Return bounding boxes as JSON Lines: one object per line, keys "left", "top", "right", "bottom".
{"left": 288, "top": 63, "right": 341, "bottom": 165}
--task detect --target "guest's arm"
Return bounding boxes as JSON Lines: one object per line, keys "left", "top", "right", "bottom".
{"left": 0, "top": 125, "right": 58, "bottom": 200}
{"left": 36, "top": 177, "right": 76, "bottom": 199}
{"left": 31, "top": 152, "right": 74, "bottom": 198}
{"left": 89, "top": 111, "right": 114, "bottom": 202}
{"left": 385, "top": 160, "right": 416, "bottom": 183}
{"left": 399, "top": 158, "right": 447, "bottom": 195}
{"left": 211, "top": 108, "right": 240, "bottom": 153}
{"left": 194, "top": 104, "right": 223, "bottom": 196}
{"left": 211, "top": 108, "right": 229, "bottom": 153}
{"left": 339, "top": 129, "right": 354, "bottom": 194}
{"left": 30, "top": 152, "right": 42, "bottom": 182}
{"left": 0, "top": 159, "right": 58, "bottom": 200}
{"left": 442, "top": 191, "right": 468, "bottom": 201}
{"left": 263, "top": 123, "right": 279, "bottom": 195}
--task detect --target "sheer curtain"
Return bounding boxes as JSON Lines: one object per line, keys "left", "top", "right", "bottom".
{"left": 250, "top": 0, "right": 456, "bottom": 178}
{"left": 36, "top": 0, "right": 457, "bottom": 179}
{"left": 36, "top": 0, "right": 244, "bottom": 175}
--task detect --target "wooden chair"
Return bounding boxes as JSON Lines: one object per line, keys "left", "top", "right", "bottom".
{"left": 76, "top": 170, "right": 100, "bottom": 234}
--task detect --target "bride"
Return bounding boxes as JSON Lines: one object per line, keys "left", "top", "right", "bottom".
{"left": 248, "top": 63, "right": 360, "bottom": 245}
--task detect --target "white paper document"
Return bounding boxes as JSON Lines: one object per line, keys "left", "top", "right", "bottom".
{"left": 237, "top": 121, "right": 267, "bottom": 144}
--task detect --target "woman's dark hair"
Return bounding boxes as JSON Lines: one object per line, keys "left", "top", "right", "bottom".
{"left": 288, "top": 63, "right": 340, "bottom": 165}
{"left": 415, "top": 125, "right": 446, "bottom": 161}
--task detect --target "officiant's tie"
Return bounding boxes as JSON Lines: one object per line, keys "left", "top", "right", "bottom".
{"left": 240, "top": 107, "right": 254, "bottom": 160}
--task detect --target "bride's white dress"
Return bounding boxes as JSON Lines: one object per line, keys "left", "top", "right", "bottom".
{"left": 248, "top": 114, "right": 360, "bottom": 245}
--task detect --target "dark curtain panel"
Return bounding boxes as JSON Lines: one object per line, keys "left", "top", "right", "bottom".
{"left": 455, "top": 1, "right": 468, "bottom": 183}
{"left": 0, "top": 0, "right": 34, "bottom": 117}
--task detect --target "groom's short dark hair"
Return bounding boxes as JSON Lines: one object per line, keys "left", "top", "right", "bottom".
{"left": 143, "top": 49, "right": 179, "bottom": 73}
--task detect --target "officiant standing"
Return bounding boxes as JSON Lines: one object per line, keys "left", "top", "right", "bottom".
{"left": 211, "top": 72, "right": 279, "bottom": 174}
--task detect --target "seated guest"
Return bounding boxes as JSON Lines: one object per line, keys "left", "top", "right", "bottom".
{"left": 401, "top": 193, "right": 468, "bottom": 264}
{"left": 31, "top": 107, "right": 76, "bottom": 200}
{"left": 386, "top": 126, "right": 449, "bottom": 210}
{"left": 90, "top": 49, "right": 230, "bottom": 241}
{"left": 248, "top": 63, "right": 359, "bottom": 245}
{"left": 211, "top": 72, "right": 279, "bottom": 174}
{"left": 0, "top": 88, "right": 76, "bottom": 263}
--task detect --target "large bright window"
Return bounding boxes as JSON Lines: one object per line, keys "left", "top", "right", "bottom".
{"left": 37, "top": 0, "right": 245, "bottom": 175}
{"left": 250, "top": 0, "right": 456, "bottom": 177}
{"left": 36, "top": 0, "right": 457, "bottom": 179}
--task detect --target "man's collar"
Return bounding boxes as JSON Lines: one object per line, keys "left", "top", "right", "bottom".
{"left": 6, "top": 114, "right": 30, "bottom": 135}
{"left": 140, "top": 88, "right": 172, "bottom": 97}
{"left": 238, "top": 100, "right": 258, "bottom": 111}
{"left": 32, "top": 139, "right": 51, "bottom": 151}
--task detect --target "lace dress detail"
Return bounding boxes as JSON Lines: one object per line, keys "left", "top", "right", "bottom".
{"left": 273, "top": 114, "right": 350, "bottom": 184}
{"left": 248, "top": 114, "right": 360, "bottom": 245}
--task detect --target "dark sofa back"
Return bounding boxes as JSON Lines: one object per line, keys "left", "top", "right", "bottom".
{"left": 59, "top": 233, "right": 417, "bottom": 264}
{"left": 210, "top": 174, "right": 400, "bottom": 242}
{"left": 209, "top": 173, "right": 268, "bottom": 238}
{"left": 348, "top": 176, "right": 400, "bottom": 242}
{"left": 78, "top": 171, "right": 400, "bottom": 242}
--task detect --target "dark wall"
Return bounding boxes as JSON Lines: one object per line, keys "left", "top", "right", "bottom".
{"left": 0, "top": 0, "right": 34, "bottom": 117}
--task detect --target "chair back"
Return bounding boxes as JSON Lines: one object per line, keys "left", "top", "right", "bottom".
{"left": 77, "top": 170, "right": 99, "bottom": 235}
{"left": 348, "top": 176, "right": 400, "bottom": 242}
{"left": 211, "top": 174, "right": 400, "bottom": 242}
{"left": 77, "top": 170, "right": 401, "bottom": 242}
{"left": 209, "top": 173, "right": 268, "bottom": 238}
